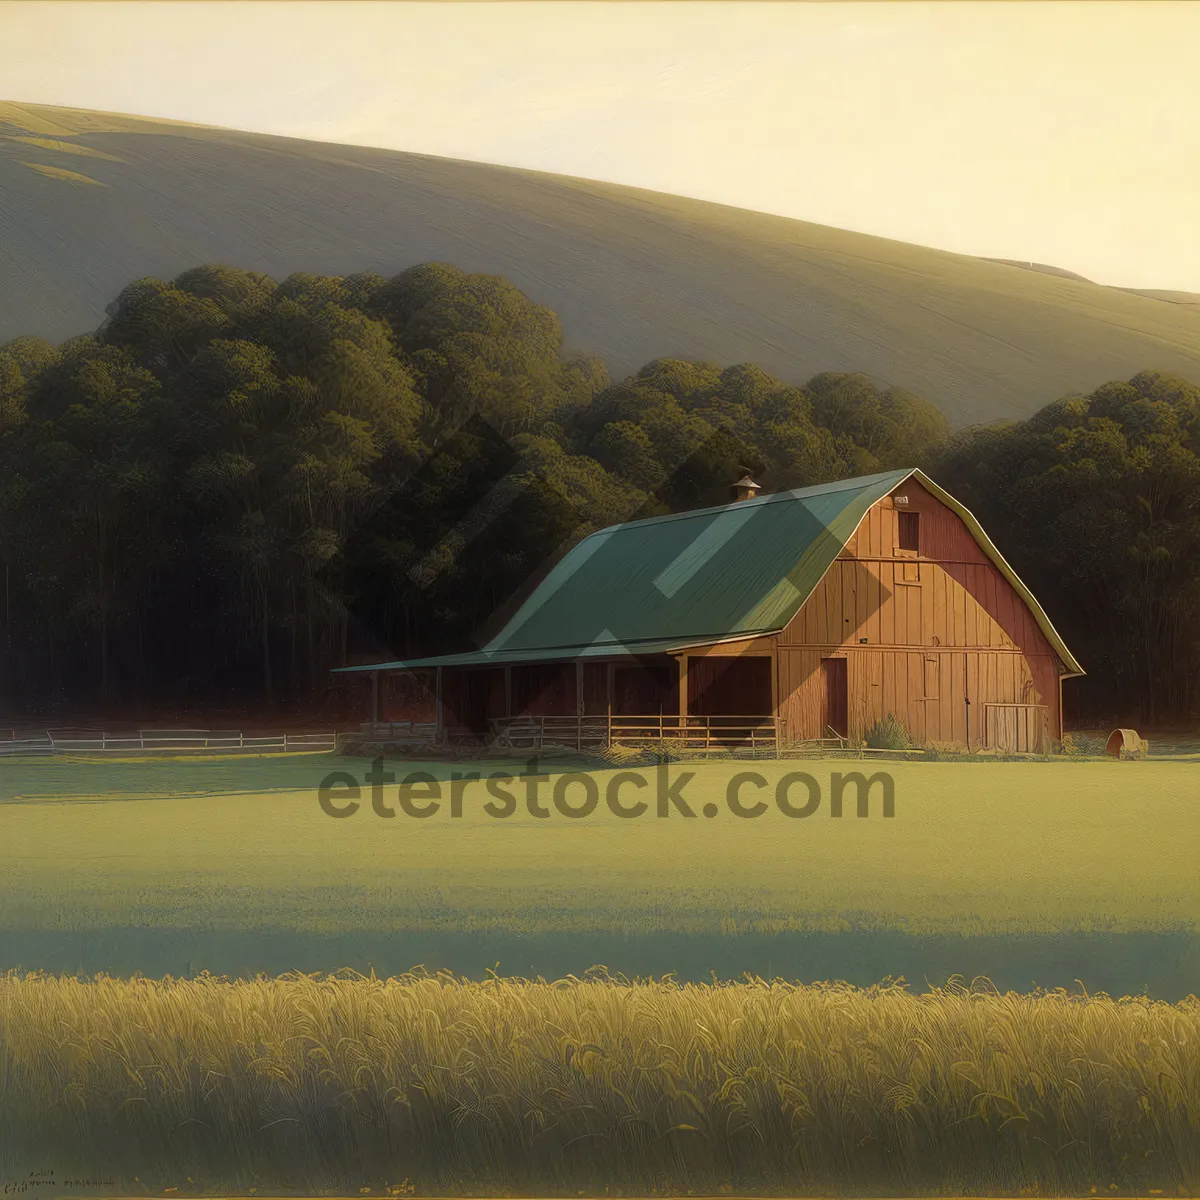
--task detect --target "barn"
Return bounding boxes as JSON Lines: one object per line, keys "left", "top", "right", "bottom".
{"left": 336, "top": 468, "right": 1083, "bottom": 754}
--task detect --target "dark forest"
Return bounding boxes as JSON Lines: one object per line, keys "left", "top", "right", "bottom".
{"left": 1, "top": 264, "right": 1197, "bottom": 723}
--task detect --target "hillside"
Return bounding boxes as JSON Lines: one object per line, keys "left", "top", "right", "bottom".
{"left": 3, "top": 100, "right": 1200, "bottom": 427}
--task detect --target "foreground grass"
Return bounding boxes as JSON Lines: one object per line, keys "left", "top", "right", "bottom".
{"left": 2, "top": 754, "right": 1197, "bottom": 935}
{"left": 1, "top": 971, "right": 1196, "bottom": 1195}
{"left": 2, "top": 753, "right": 1197, "bottom": 990}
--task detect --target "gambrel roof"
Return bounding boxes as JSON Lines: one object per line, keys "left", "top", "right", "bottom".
{"left": 335, "top": 467, "right": 1083, "bottom": 676}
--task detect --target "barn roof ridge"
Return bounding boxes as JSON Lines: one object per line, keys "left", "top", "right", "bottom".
{"left": 573, "top": 467, "right": 913, "bottom": 541}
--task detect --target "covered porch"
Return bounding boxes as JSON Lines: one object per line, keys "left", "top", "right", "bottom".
{"left": 346, "top": 644, "right": 778, "bottom": 751}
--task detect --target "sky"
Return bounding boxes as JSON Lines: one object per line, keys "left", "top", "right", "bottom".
{"left": 2, "top": 1, "right": 1199, "bottom": 292}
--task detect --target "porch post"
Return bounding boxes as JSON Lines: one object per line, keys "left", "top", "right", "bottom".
{"left": 504, "top": 665, "right": 512, "bottom": 718}
{"left": 605, "top": 661, "right": 614, "bottom": 743}
{"left": 678, "top": 654, "right": 688, "bottom": 728}
{"left": 435, "top": 666, "right": 444, "bottom": 742}
{"left": 370, "top": 671, "right": 380, "bottom": 726}
{"left": 770, "top": 648, "right": 779, "bottom": 744}
{"left": 575, "top": 660, "right": 584, "bottom": 749}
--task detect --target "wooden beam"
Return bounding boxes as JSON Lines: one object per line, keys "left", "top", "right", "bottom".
{"left": 678, "top": 654, "right": 689, "bottom": 718}
{"left": 370, "top": 671, "right": 380, "bottom": 726}
{"left": 435, "top": 666, "right": 444, "bottom": 742}
{"left": 576, "top": 660, "right": 584, "bottom": 716}
{"left": 504, "top": 665, "right": 512, "bottom": 718}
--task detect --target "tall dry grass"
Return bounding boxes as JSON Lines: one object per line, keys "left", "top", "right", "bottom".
{"left": 1, "top": 970, "right": 1197, "bottom": 1195}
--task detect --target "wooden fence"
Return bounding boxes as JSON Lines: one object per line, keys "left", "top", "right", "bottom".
{"left": 0, "top": 729, "right": 338, "bottom": 757}
{"left": 983, "top": 704, "right": 1048, "bottom": 754}
{"left": 489, "top": 713, "right": 779, "bottom": 754}
{"left": 357, "top": 721, "right": 438, "bottom": 743}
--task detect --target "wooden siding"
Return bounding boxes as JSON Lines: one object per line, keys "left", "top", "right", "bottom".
{"left": 688, "top": 655, "right": 773, "bottom": 716}
{"left": 443, "top": 667, "right": 505, "bottom": 734}
{"left": 613, "top": 662, "right": 678, "bottom": 715}
{"left": 511, "top": 663, "right": 577, "bottom": 717}
{"left": 777, "top": 481, "right": 1064, "bottom": 749}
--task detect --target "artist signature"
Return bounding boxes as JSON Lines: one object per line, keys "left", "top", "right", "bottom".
{"left": 2, "top": 1172, "right": 114, "bottom": 1194}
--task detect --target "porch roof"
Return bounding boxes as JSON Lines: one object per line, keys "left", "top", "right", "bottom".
{"left": 332, "top": 634, "right": 731, "bottom": 674}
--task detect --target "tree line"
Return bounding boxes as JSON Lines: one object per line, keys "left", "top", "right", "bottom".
{"left": 0, "top": 263, "right": 1196, "bottom": 722}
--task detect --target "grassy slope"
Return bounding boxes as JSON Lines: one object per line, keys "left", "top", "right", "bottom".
{"left": 2, "top": 753, "right": 1196, "bottom": 991}
{"left": 4, "top": 101, "right": 1200, "bottom": 426}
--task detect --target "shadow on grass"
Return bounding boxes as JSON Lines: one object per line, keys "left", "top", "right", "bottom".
{"left": 3, "top": 927, "right": 1196, "bottom": 997}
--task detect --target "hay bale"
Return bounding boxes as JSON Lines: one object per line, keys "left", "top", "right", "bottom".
{"left": 1105, "top": 728, "right": 1148, "bottom": 759}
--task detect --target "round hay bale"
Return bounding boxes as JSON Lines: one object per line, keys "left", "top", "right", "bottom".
{"left": 1105, "top": 728, "right": 1148, "bottom": 758}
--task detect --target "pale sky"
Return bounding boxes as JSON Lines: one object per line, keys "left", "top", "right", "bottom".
{"left": 3, "top": 1, "right": 1199, "bottom": 291}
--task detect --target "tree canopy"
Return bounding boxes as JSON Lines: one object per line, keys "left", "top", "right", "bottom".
{"left": 0, "top": 263, "right": 1193, "bottom": 723}
{"left": 934, "top": 369, "right": 1200, "bottom": 723}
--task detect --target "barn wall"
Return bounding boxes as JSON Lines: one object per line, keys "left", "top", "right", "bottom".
{"left": 777, "top": 482, "right": 1064, "bottom": 749}
{"left": 511, "top": 662, "right": 577, "bottom": 716}
{"left": 613, "top": 661, "right": 678, "bottom": 715}
{"left": 688, "top": 656, "right": 773, "bottom": 716}
{"left": 443, "top": 667, "right": 506, "bottom": 734}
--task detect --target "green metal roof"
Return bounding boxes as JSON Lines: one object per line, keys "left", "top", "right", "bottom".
{"left": 335, "top": 468, "right": 1083, "bottom": 676}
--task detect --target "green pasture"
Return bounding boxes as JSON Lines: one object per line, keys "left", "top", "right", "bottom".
{"left": 1, "top": 752, "right": 1196, "bottom": 993}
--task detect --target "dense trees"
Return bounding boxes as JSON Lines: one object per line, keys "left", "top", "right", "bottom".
{"left": 0, "top": 263, "right": 1195, "bottom": 723}
{"left": 934, "top": 370, "right": 1200, "bottom": 723}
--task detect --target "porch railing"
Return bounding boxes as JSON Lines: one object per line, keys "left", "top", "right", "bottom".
{"left": 489, "top": 713, "right": 778, "bottom": 754}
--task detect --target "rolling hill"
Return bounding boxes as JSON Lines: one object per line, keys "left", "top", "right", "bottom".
{"left": 3, "top": 100, "right": 1199, "bottom": 427}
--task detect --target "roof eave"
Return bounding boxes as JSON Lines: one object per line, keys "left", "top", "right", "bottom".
{"left": 330, "top": 633, "right": 739, "bottom": 674}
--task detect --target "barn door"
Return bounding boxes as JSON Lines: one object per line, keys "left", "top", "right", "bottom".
{"left": 822, "top": 658, "right": 848, "bottom": 739}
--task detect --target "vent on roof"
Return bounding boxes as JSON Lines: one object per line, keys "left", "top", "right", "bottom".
{"left": 731, "top": 474, "right": 762, "bottom": 503}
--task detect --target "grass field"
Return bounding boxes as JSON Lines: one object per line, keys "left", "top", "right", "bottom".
{"left": 1, "top": 752, "right": 1196, "bottom": 995}
{"left": 2, "top": 971, "right": 1196, "bottom": 1195}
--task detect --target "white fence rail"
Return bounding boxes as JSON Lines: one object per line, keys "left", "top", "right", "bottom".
{"left": 0, "top": 729, "right": 338, "bottom": 756}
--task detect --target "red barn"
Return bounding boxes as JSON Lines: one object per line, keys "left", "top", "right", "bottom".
{"left": 337, "top": 468, "right": 1083, "bottom": 754}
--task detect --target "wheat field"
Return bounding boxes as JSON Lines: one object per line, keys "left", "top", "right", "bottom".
{"left": 2, "top": 970, "right": 1197, "bottom": 1195}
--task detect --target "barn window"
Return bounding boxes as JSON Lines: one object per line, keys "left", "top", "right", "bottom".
{"left": 898, "top": 511, "right": 920, "bottom": 553}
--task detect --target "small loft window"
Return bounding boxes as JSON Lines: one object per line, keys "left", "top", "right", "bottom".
{"left": 898, "top": 511, "right": 920, "bottom": 553}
